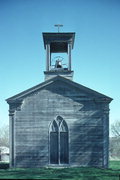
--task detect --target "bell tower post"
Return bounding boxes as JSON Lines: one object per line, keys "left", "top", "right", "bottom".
{"left": 68, "top": 42, "right": 72, "bottom": 71}
{"left": 43, "top": 31, "right": 75, "bottom": 81}
{"left": 46, "top": 43, "right": 50, "bottom": 71}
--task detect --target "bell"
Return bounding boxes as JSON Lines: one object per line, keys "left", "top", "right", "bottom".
{"left": 55, "top": 60, "right": 62, "bottom": 68}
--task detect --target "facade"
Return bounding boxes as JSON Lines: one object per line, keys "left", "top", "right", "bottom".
{"left": 6, "top": 32, "right": 112, "bottom": 168}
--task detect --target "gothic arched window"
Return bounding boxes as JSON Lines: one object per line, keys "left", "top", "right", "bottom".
{"left": 59, "top": 120, "right": 69, "bottom": 164}
{"left": 49, "top": 116, "right": 69, "bottom": 164}
{"left": 49, "top": 120, "right": 58, "bottom": 164}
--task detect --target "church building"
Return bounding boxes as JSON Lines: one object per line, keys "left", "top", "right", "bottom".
{"left": 6, "top": 31, "right": 112, "bottom": 168}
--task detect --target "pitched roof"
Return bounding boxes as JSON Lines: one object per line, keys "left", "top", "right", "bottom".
{"left": 6, "top": 76, "right": 113, "bottom": 103}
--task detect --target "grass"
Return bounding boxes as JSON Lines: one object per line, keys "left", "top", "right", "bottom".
{"left": 109, "top": 160, "right": 120, "bottom": 170}
{"left": 0, "top": 161, "right": 119, "bottom": 179}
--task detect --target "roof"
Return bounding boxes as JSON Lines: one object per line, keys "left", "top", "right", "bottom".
{"left": 42, "top": 33, "right": 75, "bottom": 51}
{"left": 6, "top": 76, "right": 113, "bottom": 104}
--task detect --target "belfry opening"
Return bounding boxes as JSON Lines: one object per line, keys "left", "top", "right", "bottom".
{"left": 43, "top": 32, "right": 75, "bottom": 81}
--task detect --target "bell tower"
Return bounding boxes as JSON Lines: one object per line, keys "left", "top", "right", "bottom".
{"left": 43, "top": 32, "right": 75, "bottom": 81}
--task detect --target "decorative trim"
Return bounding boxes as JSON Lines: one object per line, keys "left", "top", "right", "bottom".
{"left": 94, "top": 98, "right": 112, "bottom": 104}
{"left": 9, "top": 115, "right": 14, "bottom": 167}
{"left": 9, "top": 100, "right": 23, "bottom": 116}
{"left": 6, "top": 76, "right": 113, "bottom": 102}
{"left": 102, "top": 104, "right": 109, "bottom": 168}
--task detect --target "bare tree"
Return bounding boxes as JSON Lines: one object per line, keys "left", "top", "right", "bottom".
{"left": 109, "top": 120, "right": 120, "bottom": 159}
{"left": 0, "top": 125, "right": 9, "bottom": 147}
{"left": 111, "top": 120, "right": 120, "bottom": 137}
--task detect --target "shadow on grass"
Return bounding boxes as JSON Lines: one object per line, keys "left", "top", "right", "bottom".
{"left": 0, "top": 161, "right": 120, "bottom": 179}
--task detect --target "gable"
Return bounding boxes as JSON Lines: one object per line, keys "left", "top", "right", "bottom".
{"left": 6, "top": 76, "right": 113, "bottom": 104}
{"left": 44, "top": 80, "right": 87, "bottom": 97}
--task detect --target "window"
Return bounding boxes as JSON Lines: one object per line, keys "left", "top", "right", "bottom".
{"left": 49, "top": 116, "right": 69, "bottom": 164}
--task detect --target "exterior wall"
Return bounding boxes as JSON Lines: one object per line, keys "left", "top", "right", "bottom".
{"left": 11, "top": 80, "right": 108, "bottom": 168}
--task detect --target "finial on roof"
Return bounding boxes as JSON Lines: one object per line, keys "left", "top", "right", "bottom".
{"left": 54, "top": 24, "right": 63, "bottom": 32}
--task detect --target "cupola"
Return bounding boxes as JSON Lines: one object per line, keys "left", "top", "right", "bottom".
{"left": 43, "top": 32, "right": 75, "bottom": 80}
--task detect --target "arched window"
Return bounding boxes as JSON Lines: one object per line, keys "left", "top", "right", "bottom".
{"left": 49, "top": 120, "right": 58, "bottom": 132}
{"left": 49, "top": 116, "right": 69, "bottom": 164}
{"left": 59, "top": 120, "right": 69, "bottom": 164}
{"left": 49, "top": 120, "right": 58, "bottom": 164}
{"left": 59, "top": 120, "right": 68, "bottom": 132}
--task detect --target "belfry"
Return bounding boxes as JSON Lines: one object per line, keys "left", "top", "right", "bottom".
{"left": 6, "top": 29, "right": 112, "bottom": 168}
{"left": 43, "top": 32, "right": 75, "bottom": 80}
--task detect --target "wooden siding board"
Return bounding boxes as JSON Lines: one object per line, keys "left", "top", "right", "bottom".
{"left": 12, "top": 81, "right": 108, "bottom": 167}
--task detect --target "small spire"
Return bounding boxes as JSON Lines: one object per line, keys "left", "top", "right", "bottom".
{"left": 54, "top": 24, "right": 63, "bottom": 32}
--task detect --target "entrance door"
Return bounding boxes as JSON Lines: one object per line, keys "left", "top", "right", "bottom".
{"left": 49, "top": 116, "right": 69, "bottom": 164}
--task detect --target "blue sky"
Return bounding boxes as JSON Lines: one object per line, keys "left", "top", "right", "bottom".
{"left": 0, "top": 0, "right": 120, "bottom": 134}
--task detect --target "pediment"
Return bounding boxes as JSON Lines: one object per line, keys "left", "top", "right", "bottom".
{"left": 6, "top": 76, "right": 112, "bottom": 104}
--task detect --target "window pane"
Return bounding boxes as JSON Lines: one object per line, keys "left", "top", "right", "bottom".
{"left": 50, "top": 132, "right": 59, "bottom": 164}
{"left": 60, "top": 132, "right": 69, "bottom": 164}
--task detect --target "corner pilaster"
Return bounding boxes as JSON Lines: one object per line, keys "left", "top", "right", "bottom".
{"left": 8, "top": 100, "right": 23, "bottom": 168}
{"left": 9, "top": 113, "right": 15, "bottom": 168}
{"left": 102, "top": 104, "right": 110, "bottom": 168}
